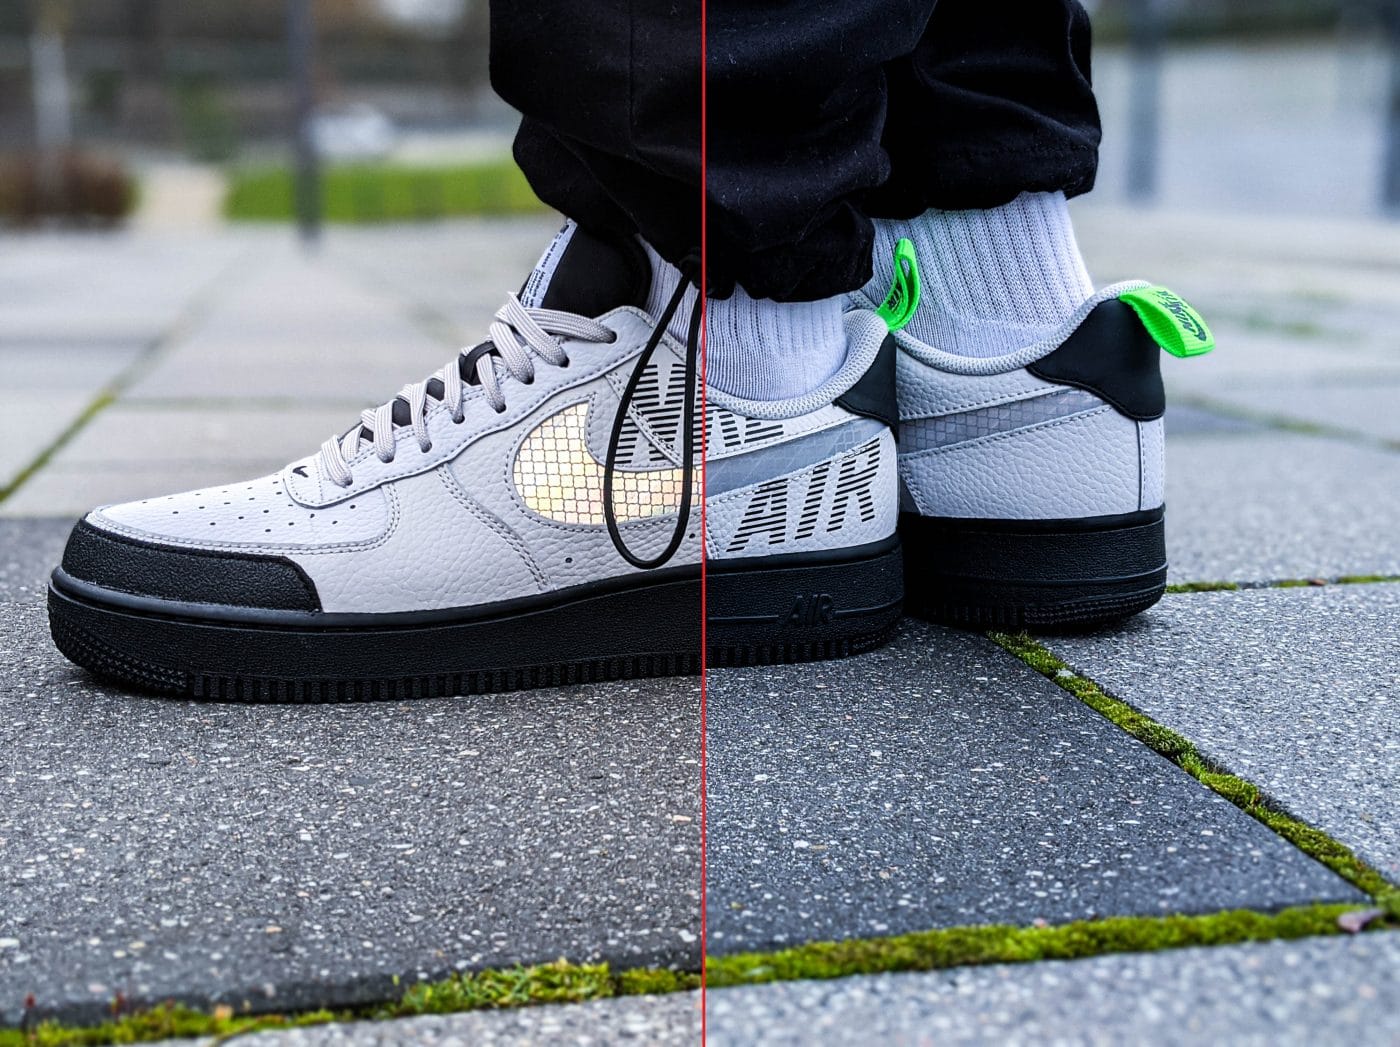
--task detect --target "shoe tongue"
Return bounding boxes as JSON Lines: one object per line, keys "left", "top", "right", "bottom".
{"left": 519, "top": 220, "right": 651, "bottom": 317}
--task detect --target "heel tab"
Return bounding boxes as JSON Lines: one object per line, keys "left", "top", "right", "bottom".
{"left": 1119, "top": 286, "right": 1215, "bottom": 358}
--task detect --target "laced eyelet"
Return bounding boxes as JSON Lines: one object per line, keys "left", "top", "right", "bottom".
{"left": 521, "top": 373, "right": 535, "bottom": 385}
{"left": 378, "top": 452, "right": 395, "bottom": 464}
{"left": 606, "top": 332, "right": 618, "bottom": 344}
{"left": 420, "top": 442, "right": 433, "bottom": 453}
{"left": 558, "top": 355, "right": 571, "bottom": 368}
{"left": 452, "top": 412, "right": 465, "bottom": 424}
{"left": 493, "top": 404, "right": 507, "bottom": 415}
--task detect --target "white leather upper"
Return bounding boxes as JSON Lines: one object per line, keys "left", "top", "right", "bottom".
{"left": 82, "top": 305, "right": 898, "bottom": 613}
{"left": 895, "top": 330, "right": 1166, "bottom": 520}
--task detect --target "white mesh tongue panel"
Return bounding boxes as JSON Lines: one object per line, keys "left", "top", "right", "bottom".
{"left": 519, "top": 220, "right": 578, "bottom": 308}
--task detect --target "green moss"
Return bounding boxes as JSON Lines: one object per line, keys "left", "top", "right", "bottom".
{"left": 0, "top": 393, "right": 113, "bottom": 505}
{"left": 0, "top": 1004, "right": 337, "bottom": 1047}
{"left": 616, "top": 968, "right": 702, "bottom": 995}
{"left": 989, "top": 631, "right": 1399, "bottom": 910}
{"left": 706, "top": 904, "right": 1365, "bottom": 988}
{"left": 224, "top": 160, "right": 548, "bottom": 223}
{"left": 1164, "top": 581, "right": 1240, "bottom": 593}
{"left": 0, "top": 961, "right": 695, "bottom": 1047}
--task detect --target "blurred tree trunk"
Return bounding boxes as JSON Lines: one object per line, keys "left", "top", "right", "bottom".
{"left": 29, "top": 0, "right": 72, "bottom": 210}
{"left": 121, "top": 0, "right": 174, "bottom": 143}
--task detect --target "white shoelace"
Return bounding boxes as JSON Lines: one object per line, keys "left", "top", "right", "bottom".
{"left": 317, "top": 294, "right": 615, "bottom": 488}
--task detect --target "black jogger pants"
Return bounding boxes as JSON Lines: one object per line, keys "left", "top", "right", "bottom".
{"left": 489, "top": 0, "right": 1100, "bottom": 302}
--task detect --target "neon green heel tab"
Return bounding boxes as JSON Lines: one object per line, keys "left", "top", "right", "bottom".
{"left": 876, "top": 238, "right": 921, "bottom": 332}
{"left": 1118, "top": 286, "right": 1215, "bottom": 358}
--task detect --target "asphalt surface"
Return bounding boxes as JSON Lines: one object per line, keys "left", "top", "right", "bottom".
{"left": 705, "top": 622, "right": 1363, "bottom": 955}
{"left": 196, "top": 992, "right": 700, "bottom": 1047}
{"left": 1050, "top": 584, "right": 1400, "bottom": 882}
{"left": 0, "top": 519, "right": 699, "bottom": 1025}
{"left": 705, "top": 932, "right": 1400, "bottom": 1046}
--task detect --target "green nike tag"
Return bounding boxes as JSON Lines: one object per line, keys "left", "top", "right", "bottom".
{"left": 876, "top": 238, "right": 921, "bottom": 332}
{"left": 1118, "top": 286, "right": 1215, "bottom": 358}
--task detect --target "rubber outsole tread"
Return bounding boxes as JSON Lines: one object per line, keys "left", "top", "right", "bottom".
{"left": 905, "top": 585, "right": 1165, "bottom": 631}
{"left": 51, "top": 602, "right": 898, "bottom": 702}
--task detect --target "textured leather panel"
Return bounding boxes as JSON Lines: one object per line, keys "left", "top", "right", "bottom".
{"left": 706, "top": 428, "right": 898, "bottom": 559}
{"left": 89, "top": 473, "right": 390, "bottom": 552}
{"left": 1139, "top": 418, "right": 1166, "bottom": 510}
{"left": 896, "top": 350, "right": 1062, "bottom": 421}
{"left": 899, "top": 408, "right": 1144, "bottom": 519}
{"left": 289, "top": 466, "right": 544, "bottom": 614}
{"left": 64, "top": 518, "right": 320, "bottom": 610}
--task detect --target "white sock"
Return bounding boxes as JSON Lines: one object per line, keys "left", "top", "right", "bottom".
{"left": 644, "top": 245, "right": 848, "bottom": 402}
{"left": 865, "top": 191, "right": 1094, "bottom": 357}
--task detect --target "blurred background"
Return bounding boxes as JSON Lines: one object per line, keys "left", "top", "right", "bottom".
{"left": 2, "top": 0, "right": 1400, "bottom": 561}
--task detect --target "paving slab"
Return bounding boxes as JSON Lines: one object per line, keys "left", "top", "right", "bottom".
{"left": 1, "top": 343, "right": 147, "bottom": 491}
{"left": 1165, "top": 431, "right": 1400, "bottom": 583}
{"left": 704, "top": 623, "right": 1361, "bottom": 956}
{"left": 0, "top": 403, "right": 357, "bottom": 518}
{"left": 0, "top": 538, "right": 700, "bottom": 1026}
{"left": 706, "top": 932, "right": 1400, "bottom": 1046}
{"left": 325, "top": 217, "right": 562, "bottom": 340}
{"left": 199, "top": 991, "right": 700, "bottom": 1046}
{"left": 1199, "top": 381, "right": 1400, "bottom": 444}
{"left": 0, "top": 233, "right": 253, "bottom": 344}
{"left": 0, "top": 520, "right": 74, "bottom": 604}
{"left": 124, "top": 249, "right": 451, "bottom": 404}
{"left": 1047, "top": 584, "right": 1400, "bottom": 881}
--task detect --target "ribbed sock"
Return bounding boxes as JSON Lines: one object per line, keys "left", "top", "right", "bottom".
{"left": 865, "top": 191, "right": 1094, "bottom": 357}
{"left": 645, "top": 245, "right": 848, "bottom": 401}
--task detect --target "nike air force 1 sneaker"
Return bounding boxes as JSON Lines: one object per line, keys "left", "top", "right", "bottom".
{"left": 856, "top": 244, "right": 1213, "bottom": 628}
{"left": 49, "top": 224, "right": 902, "bottom": 699}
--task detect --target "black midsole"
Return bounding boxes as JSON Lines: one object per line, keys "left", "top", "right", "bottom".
{"left": 901, "top": 508, "right": 1166, "bottom": 588}
{"left": 48, "top": 537, "right": 903, "bottom": 683}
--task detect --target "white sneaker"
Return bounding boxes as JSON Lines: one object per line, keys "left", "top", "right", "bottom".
{"left": 854, "top": 245, "right": 1213, "bottom": 628}
{"left": 50, "top": 224, "right": 902, "bottom": 700}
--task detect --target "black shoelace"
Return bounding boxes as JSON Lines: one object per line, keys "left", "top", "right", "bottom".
{"left": 603, "top": 263, "right": 703, "bottom": 570}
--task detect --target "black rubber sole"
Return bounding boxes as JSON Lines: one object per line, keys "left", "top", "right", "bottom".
{"left": 47, "top": 539, "right": 901, "bottom": 701}
{"left": 706, "top": 537, "right": 903, "bottom": 667}
{"left": 900, "top": 508, "right": 1167, "bottom": 630}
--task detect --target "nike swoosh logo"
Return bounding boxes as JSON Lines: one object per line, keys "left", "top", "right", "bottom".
{"left": 513, "top": 402, "right": 684, "bottom": 525}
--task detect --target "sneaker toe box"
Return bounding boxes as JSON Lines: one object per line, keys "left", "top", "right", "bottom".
{"left": 59, "top": 514, "right": 322, "bottom": 612}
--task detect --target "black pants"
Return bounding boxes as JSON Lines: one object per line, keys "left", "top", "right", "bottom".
{"left": 490, "top": 0, "right": 1099, "bottom": 302}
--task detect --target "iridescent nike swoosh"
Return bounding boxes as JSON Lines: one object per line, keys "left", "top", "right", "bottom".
{"left": 512, "top": 402, "right": 684, "bottom": 525}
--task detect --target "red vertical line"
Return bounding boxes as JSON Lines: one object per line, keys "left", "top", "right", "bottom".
{"left": 697, "top": 0, "right": 710, "bottom": 1038}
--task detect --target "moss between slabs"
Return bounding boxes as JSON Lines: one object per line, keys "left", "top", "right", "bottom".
{"left": 988, "top": 631, "right": 1400, "bottom": 911}
{"left": 705, "top": 903, "right": 1372, "bottom": 988}
{"left": 1165, "top": 575, "right": 1400, "bottom": 594}
{"left": 0, "top": 393, "right": 114, "bottom": 505}
{"left": 0, "top": 963, "right": 699, "bottom": 1047}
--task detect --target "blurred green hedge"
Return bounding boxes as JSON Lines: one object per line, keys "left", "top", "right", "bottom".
{"left": 224, "top": 159, "right": 547, "bottom": 223}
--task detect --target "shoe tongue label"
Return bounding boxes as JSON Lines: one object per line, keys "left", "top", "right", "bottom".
{"left": 1118, "top": 286, "right": 1215, "bottom": 358}
{"left": 876, "top": 238, "right": 921, "bottom": 332}
{"left": 519, "top": 220, "right": 578, "bottom": 308}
